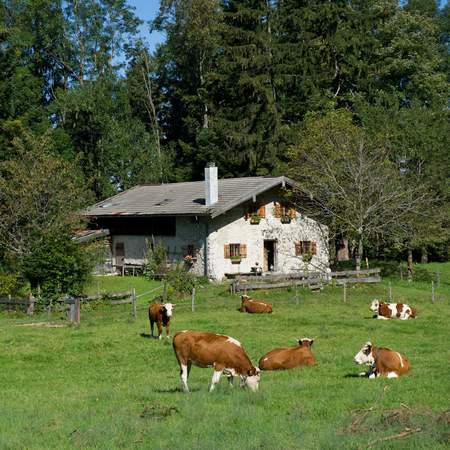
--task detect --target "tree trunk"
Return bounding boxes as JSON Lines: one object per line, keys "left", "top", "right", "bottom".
{"left": 420, "top": 246, "right": 428, "bottom": 264}
{"left": 407, "top": 247, "right": 413, "bottom": 281}
{"left": 355, "top": 236, "right": 363, "bottom": 271}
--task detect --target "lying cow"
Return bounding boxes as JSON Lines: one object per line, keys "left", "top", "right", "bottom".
{"left": 259, "top": 338, "right": 316, "bottom": 370}
{"left": 239, "top": 295, "right": 273, "bottom": 314}
{"left": 354, "top": 341, "right": 411, "bottom": 378}
{"left": 172, "top": 330, "right": 260, "bottom": 392}
{"left": 370, "top": 299, "right": 417, "bottom": 320}
{"left": 148, "top": 302, "right": 174, "bottom": 339}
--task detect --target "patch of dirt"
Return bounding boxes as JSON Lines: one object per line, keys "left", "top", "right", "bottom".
{"left": 140, "top": 404, "right": 179, "bottom": 420}
{"left": 15, "top": 322, "right": 65, "bottom": 328}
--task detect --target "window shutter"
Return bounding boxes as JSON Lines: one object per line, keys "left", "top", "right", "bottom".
{"left": 288, "top": 207, "right": 296, "bottom": 219}
{"left": 257, "top": 205, "right": 266, "bottom": 218}
{"left": 312, "top": 242, "right": 317, "bottom": 255}
{"left": 295, "top": 242, "right": 302, "bottom": 256}
{"left": 274, "top": 202, "right": 282, "bottom": 218}
{"left": 224, "top": 244, "right": 230, "bottom": 258}
{"left": 240, "top": 244, "right": 247, "bottom": 258}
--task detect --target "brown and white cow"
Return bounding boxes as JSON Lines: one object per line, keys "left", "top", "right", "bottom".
{"left": 148, "top": 302, "right": 174, "bottom": 339}
{"left": 172, "top": 331, "right": 261, "bottom": 392}
{"left": 259, "top": 338, "right": 316, "bottom": 370}
{"left": 354, "top": 341, "right": 411, "bottom": 379}
{"left": 370, "top": 299, "right": 417, "bottom": 320}
{"left": 239, "top": 295, "right": 273, "bottom": 314}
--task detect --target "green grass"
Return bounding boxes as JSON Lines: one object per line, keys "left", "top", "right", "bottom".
{"left": 0, "top": 266, "right": 449, "bottom": 450}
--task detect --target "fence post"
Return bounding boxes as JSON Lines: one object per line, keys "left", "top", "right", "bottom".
{"left": 132, "top": 288, "right": 137, "bottom": 320}
{"left": 27, "top": 293, "right": 36, "bottom": 316}
{"left": 163, "top": 280, "right": 167, "bottom": 302}
{"left": 191, "top": 287, "right": 196, "bottom": 312}
{"left": 295, "top": 282, "right": 299, "bottom": 305}
{"left": 400, "top": 266, "right": 403, "bottom": 280}
{"left": 431, "top": 281, "right": 435, "bottom": 303}
{"left": 75, "top": 298, "right": 80, "bottom": 324}
{"left": 436, "top": 271, "right": 440, "bottom": 289}
{"left": 388, "top": 282, "right": 392, "bottom": 302}
{"left": 343, "top": 282, "right": 347, "bottom": 303}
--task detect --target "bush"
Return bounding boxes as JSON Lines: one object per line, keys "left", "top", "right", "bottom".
{"left": 22, "top": 233, "right": 94, "bottom": 304}
{"left": 165, "top": 263, "right": 198, "bottom": 297}
{"left": 0, "top": 273, "right": 26, "bottom": 297}
{"left": 144, "top": 242, "right": 168, "bottom": 280}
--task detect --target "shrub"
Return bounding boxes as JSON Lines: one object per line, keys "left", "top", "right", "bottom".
{"left": 22, "top": 233, "right": 94, "bottom": 304}
{"left": 0, "top": 273, "right": 26, "bottom": 297}
{"left": 144, "top": 241, "right": 168, "bottom": 280}
{"left": 165, "top": 263, "right": 198, "bottom": 297}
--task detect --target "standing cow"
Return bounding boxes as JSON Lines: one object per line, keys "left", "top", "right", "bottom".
{"left": 148, "top": 302, "right": 174, "bottom": 339}
{"left": 354, "top": 341, "right": 411, "bottom": 378}
{"left": 172, "top": 330, "right": 261, "bottom": 392}
{"left": 370, "top": 299, "right": 417, "bottom": 320}
{"left": 239, "top": 295, "right": 273, "bottom": 314}
{"left": 259, "top": 338, "right": 316, "bottom": 370}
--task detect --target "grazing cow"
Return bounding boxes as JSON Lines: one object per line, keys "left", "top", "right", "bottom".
{"left": 239, "top": 295, "right": 273, "bottom": 314}
{"left": 354, "top": 341, "right": 411, "bottom": 379}
{"left": 148, "top": 302, "right": 174, "bottom": 339}
{"left": 259, "top": 338, "right": 316, "bottom": 370}
{"left": 370, "top": 299, "right": 417, "bottom": 320}
{"left": 172, "top": 330, "right": 261, "bottom": 392}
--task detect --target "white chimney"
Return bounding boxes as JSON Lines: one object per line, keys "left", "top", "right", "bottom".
{"left": 205, "top": 162, "right": 218, "bottom": 206}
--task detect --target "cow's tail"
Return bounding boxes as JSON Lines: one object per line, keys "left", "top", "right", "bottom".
{"left": 410, "top": 307, "right": 418, "bottom": 318}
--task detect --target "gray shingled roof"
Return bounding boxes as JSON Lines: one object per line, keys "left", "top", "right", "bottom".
{"left": 84, "top": 176, "right": 296, "bottom": 219}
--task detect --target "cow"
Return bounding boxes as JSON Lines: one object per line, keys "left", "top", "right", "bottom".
{"left": 172, "top": 330, "right": 261, "bottom": 392}
{"left": 370, "top": 299, "right": 417, "bottom": 320}
{"left": 148, "top": 302, "right": 174, "bottom": 339}
{"left": 354, "top": 341, "right": 411, "bottom": 379}
{"left": 239, "top": 295, "right": 273, "bottom": 314}
{"left": 259, "top": 338, "right": 316, "bottom": 370}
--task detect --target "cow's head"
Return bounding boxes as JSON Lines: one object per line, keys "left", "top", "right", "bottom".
{"left": 354, "top": 342, "right": 375, "bottom": 366}
{"left": 241, "top": 295, "right": 250, "bottom": 302}
{"left": 240, "top": 367, "right": 260, "bottom": 391}
{"left": 298, "top": 338, "right": 314, "bottom": 347}
{"left": 370, "top": 300, "right": 380, "bottom": 312}
{"left": 163, "top": 303, "right": 174, "bottom": 317}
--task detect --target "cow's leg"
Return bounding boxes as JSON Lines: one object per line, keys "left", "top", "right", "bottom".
{"left": 377, "top": 315, "right": 389, "bottom": 320}
{"left": 180, "top": 363, "right": 190, "bottom": 392}
{"left": 387, "top": 372, "right": 399, "bottom": 378}
{"left": 157, "top": 322, "right": 163, "bottom": 340}
{"left": 227, "top": 375, "right": 234, "bottom": 387}
{"left": 165, "top": 322, "right": 170, "bottom": 339}
{"left": 150, "top": 319, "right": 154, "bottom": 337}
{"left": 209, "top": 370, "right": 223, "bottom": 392}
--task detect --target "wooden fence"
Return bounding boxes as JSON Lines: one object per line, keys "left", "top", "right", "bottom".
{"left": 0, "top": 294, "right": 36, "bottom": 315}
{"left": 230, "top": 268, "right": 381, "bottom": 293}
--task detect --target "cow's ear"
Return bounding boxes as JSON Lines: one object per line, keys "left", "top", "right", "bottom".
{"left": 364, "top": 343, "right": 372, "bottom": 355}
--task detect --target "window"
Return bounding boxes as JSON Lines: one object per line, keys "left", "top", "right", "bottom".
{"left": 274, "top": 202, "right": 296, "bottom": 219}
{"left": 295, "top": 241, "right": 317, "bottom": 256}
{"left": 244, "top": 204, "right": 266, "bottom": 220}
{"left": 224, "top": 243, "right": 247, "bottom": 258}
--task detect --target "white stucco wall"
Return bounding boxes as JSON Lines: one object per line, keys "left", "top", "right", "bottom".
{"left": 206, "top": 194, "right": 329, "bottom": 280}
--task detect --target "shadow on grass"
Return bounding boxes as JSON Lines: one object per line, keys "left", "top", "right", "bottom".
{"left": 344, "top": 373, "right": 367, "bottom": 378}
{"left": 140, "top": 332, "right": 159, "bottom": 339}
{"left": 154, "top": 387, "right": 201, "bottom": 393}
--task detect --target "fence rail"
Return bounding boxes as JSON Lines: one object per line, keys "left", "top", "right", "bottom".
{"left": 231, "top": 268, "right": 381, "bottom": 293}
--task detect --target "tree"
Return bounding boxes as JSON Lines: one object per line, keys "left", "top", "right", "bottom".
{"left": 0, "top": 131, "right": 89, "bottom": 260}
{"left": 287, "top": 110, "right": 430, "bottom": 270}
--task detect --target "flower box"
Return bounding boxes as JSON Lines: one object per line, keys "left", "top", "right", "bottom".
{"left": 230, "top": 256, "right": 241, "bottom": 264}
{"left": 280, "top": 215, "right": 291, "bottom": 224}
{"left": 250, "top": 215, "right": 261, "bottom": 225}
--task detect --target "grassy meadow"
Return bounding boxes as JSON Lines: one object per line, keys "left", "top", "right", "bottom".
{"left": 0, "top": 264, "right": 449, "bottom": 449}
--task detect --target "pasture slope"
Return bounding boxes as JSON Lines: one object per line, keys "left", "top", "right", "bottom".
{"left": 0, "top": 264, "right": 449, "bottom": 450}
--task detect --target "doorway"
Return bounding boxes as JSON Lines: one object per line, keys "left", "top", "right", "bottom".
{"left": 264, "top": 240, "right": 276, "bottom": 272}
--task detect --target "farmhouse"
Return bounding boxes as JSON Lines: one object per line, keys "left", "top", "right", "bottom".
{"left": 83, "top": 164, "right": 329, "bottom": 280}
